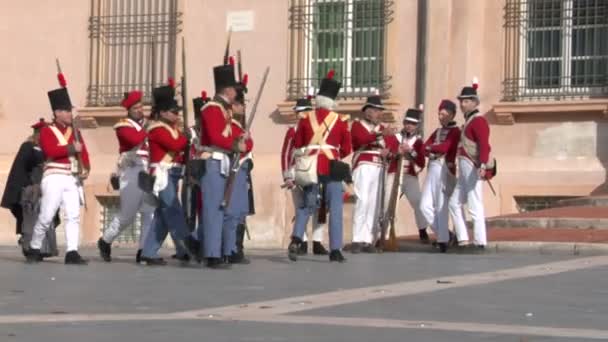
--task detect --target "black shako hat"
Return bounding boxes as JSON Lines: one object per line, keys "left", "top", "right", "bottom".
{"left": 317, "top": 69, "right": 341, "bottom": 100}
{"left": 362, "top": 95, "right": 385, "bottom": 112}
{"left": 153, "top": 85, "right": 181, "bottom": 112}
{"left": 48, "top": 88, "right": 73, "bottom": 111}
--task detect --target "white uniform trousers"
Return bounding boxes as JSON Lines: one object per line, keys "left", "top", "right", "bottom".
{"left": 449, "top": 157, "right": 487, "bottom": 245}
{"left": 420, "top": 160, "right": 455, "bottom": 243}
{"left": 352, "top": 163, "right": 384, "bottom": 244}
{"left": 30, "top": 173, "right": 81, "bottom": 252}
{"left": 102, "top": 165, "right": 154, "bottom": 248}
{"left": 291, "top": 186, "right": 324, "bottom": 242}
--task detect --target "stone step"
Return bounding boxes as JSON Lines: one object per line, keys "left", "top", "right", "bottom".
{"left": 486, "top": 206, "right": 608, "bottom": 229}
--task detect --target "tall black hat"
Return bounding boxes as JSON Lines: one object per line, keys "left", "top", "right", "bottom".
{"left": 48, "top": 88, "right": 73, "bottom": 111}
{"left": 404, "top": 108, "right": 422, "bottom": 123}
{"left": 152, "top": 85, "right": 180, "bottom": 112}
{"left": 213, "top": 60, "right": 239, "bottom": 93}
{"left": 317, "top": 69, "right": 341, "bottom": 100}
{"left": 362, "top": 95, "right": 385, "bottom": 112}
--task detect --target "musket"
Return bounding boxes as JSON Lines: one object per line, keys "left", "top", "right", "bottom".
{"left": 379, "top": 153, "right": 402, "bottom": 252}
{"left": 223, "top": 27, "right": 232, "bottom": 64}
{"left": 180, "top": 37, "right": 196, "bottom": 230}
{"left": 220, "top": 67, "right": 270, "bottom": 209}
{"left": 56, "top": 58, "right": 88, "bottom": 210}
{"left": 376, "top": 156, "right": 389, "bottom": 251}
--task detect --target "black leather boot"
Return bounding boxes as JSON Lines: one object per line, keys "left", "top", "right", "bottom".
{"left": 288, "top": 237, "right": 303, "bottom": 261}
{"left": 64, "top": 251, "right": 88, "bottom": 265}
{"left": 313, "top": 241, "right": 329, "bottom": 255}
{"left": 329, "top": 250, "right": 346, "bottom": 263}
{"left": 97, "top": 238, "right": 112, "bottom": 262}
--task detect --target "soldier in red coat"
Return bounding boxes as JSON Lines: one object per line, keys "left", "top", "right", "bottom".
{"left": 199, "top": 61, "right": 248, "bottom": 269}
{"left": 97, "top": 90, "right": 154, "bottom": 263}
{"left": 27, "top": 87, "right": 90, "bottom": 264}
{"left": 281, "top": 96, "right": 329, "bottom": 256}
{"left": 350, "top": 95, "right": 395, "bottom": 253}
{"left": 288, "top": 70, "right": 352, "bottom": 263}
{"left": 387, "top": 108, "right": 429, "bottom": 242}
{"left": 449, "top": 79, "right": 494, "bottom": 249}
{"left": 139, "top": 85, "right": 199, "bottom": 265}
{"left": 420, "top": 100, "right": 461, "bottom": 252}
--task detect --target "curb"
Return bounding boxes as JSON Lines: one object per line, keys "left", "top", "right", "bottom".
{"left": 397, "top": 241, "right": 608, "bottom": 256}
{"left": 486, "top": 217, "right": 608, "bottom": 229}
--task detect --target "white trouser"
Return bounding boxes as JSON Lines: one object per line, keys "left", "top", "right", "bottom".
{"left": 291, "top": 186, "right": 324, "bottom": 242}
{"left": 352, "top": 163, "right": 384, "bottom": 244}
{"left": 30, "top": 173, "right": 81, "bottom": 252}
{"left": 103, "top": 165, "right": 154, "bottom": 248}
{"left": 420, "top": 160, "right": 455, "bottom": 243}
{"left": 385, "top": 172, "right": 428, "bottom": 231}
{"left": 449, "top": 157, "right": 487, "bottom": 245}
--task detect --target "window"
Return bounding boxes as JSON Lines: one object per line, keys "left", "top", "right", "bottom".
{"left": 88, "top": 0, "right": 182, "bottom": 107}
{"left": 503, "top": 0, "right": 608, "bottom": 101}
{"left": 288, "top": 0, "right": 393, "bottom": 100}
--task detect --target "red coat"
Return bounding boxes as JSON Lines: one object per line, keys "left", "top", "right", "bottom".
{"left": 387, "top": 132, "right": 425, "bottom": 176}
{"left": 230, "top": 120, "right": 254, "bottom": 160}
{"left": 39, "top": 122, "right": 91, "bottom": 171}
{"left": 293, "top": 108, "right": 352, "bottom": 176}
{"left": 458, "top": 110, "right": 491, "bottom": 165}
{"left": 350, "top": 119, "right": 391, "bottom": 170}
{"left": 424, "top": 123, "right": 461, "bottom": 175}
{"left": 147, "top": 121, "right": 187, "bottom": 169}
{"left": 199, "top": 101, "right": 237, "bottom": 151}
{"left": 280, "top": 126, "right": 296, "bottom": 180}
{"left": 113, "top": 118, "right": 148, "bottom": 157}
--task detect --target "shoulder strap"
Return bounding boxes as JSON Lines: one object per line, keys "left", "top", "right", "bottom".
{"left": 308, "top": 111, "right": 338, "bottom": 145}
{"left": 48, "top": 125, "right": 72, "bottom": 146}
{"left": 147, "top": 121, "right": 178, "bottom": 139}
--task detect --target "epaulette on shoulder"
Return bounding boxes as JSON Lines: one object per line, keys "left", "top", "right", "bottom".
{"left": 113, "top": 118, "right": 132, "bottom": 130}
{"left": 339, "top": 114, "right": 350, "bottom": 122}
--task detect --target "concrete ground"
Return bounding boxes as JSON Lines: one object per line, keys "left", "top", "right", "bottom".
{"left": 0, "top": 246, "right": 607, "bottom": 342}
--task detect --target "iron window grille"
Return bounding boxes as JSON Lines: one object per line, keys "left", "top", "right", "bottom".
{"left": 88, "top": 0, "right": 182, "bottom": 107}
{"left": 503, "top": 0, "right": 608, "bottom": 101}
{"left": 288, "top": 0, "right": 394, "bottom": 100}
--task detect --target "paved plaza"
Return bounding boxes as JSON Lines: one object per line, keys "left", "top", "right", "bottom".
{"left": 0, "top": 246, "right": 607, "bottom": 341}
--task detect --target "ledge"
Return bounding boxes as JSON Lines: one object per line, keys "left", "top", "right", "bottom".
{"left": 77, "top": 106, "right": 153, "bottom": 128}
{"left": 276, "top": 98, "right": 402, "bottom": 124}
{"left": 492, "top": 100, "right": 608, "bottom": 125}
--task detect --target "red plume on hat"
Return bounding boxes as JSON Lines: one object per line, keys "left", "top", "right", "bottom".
{"left": 472, "top": 77, "right": 479, "bottom": 90}
{"left": 229, "top": 56, "right": 235, "bottom": 66}
{"left": 326, "top": 69, "right": 335, "bottom": 80}
{"left": 168, "top": 77, "right": 176, "bottom": 88}
{"left": 57, "top": 73, "right": 67, "bottom": 88}
{"left": 201, "top": 90, "right": 208, "bottom": 100}
{"left": 242, "top": 74, "right": 249, "bottom": 87}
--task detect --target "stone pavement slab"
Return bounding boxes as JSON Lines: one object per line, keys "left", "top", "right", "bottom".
{"left": 0, "top": 247, "right": 607, "bottom": 342}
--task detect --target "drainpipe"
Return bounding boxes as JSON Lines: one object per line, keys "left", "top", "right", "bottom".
{"left": 414, "top": 0, "right": 428, "bottom": 137}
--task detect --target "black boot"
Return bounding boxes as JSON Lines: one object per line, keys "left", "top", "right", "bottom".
{"left": 183, "top": 235, "right": 200, "bottom": 261}
{"left": 141, "top": 257, "right": 167, "bottom": 266}
{"left": 438, "top": 242, "right": 448, "bottom": 253}
{"left": 288, "top": 237, "right": 303, "bottom": 261}
{"left": 135, "top": 249, "right": 142, "bottom": 264}
{"left": 298, "top": 241, "right": 308, "bottom": 255}
{"left": 419, "top": 229, "right": 430, "bottom": 244}
{"left": 97, "top": 238, "right": 112, "bottom": 262}
{"left": 25, "top": 248, "right": 42, "bottom": 263}
{"left": 65, "top": 251, "right": 88, "bottom": 265}
{"left": 329, "top": 250, "right": 346, "bottom": 263}
{"left": 313, "top": 241, "right": 329, "bottom": 255}
{"left": 228, "top": 251, "right": 251, "bottom": 265}
{"left": 206, "top": 257, "right": 231, "bottom": 269}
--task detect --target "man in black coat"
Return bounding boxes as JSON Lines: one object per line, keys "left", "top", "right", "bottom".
{"left": 1, "top": 119, "right": 59, "bottom": 259}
